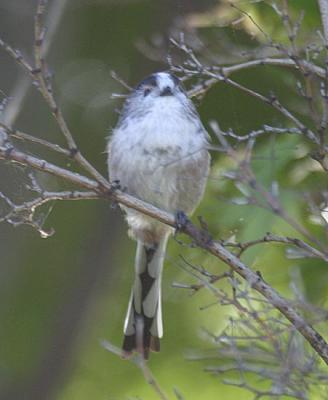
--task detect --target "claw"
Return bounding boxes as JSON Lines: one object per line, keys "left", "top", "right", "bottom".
{"left": 111, "top": 179, "right": 121, "bottom": 190}
{"left": 109, "top": 179, "right": 122, "bottom": 210}
{"left": 175, "top": 210, "right": 189, "bottom": 231}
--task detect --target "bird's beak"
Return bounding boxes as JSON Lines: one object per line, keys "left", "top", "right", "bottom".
{"left": 160, "top": 86, "right": 173, "bottom": 96}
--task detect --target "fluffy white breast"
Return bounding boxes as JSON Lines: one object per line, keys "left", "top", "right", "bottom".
{"left": 116, "top": 95, "right": 203, "bottom": 153}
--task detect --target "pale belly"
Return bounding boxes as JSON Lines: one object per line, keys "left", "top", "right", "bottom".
{"left": 110, "top": 142, "right": 209, "bottom": 215}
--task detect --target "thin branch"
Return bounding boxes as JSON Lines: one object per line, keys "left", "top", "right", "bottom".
{"left": 0, "top": 38, "right": 34, "bottom": 76}
{"left": 220, "top": 76, "right": 319, "bottom": 145}
{"left": 0, "top": 144, "right": 175, "bottom": 227}
{"left": 218, "top": 125, "right": 303, "bottom": 142}
{"left": 177, "top": 65, "right": 319, "bottom": 145}
{"left": 211, "top": 122, "right": 325, "bottom": 249}
{"left": 32, "top": 0, "right": 109, "bottom": 187}
{"left": 186, "top": 58, "right": 325, "bottom": 98}
{"left": 224, "top": 232, "right": 328, "bottom": 262}
{"left": 187, "top": 270, "right": 328, "bottom": 399}
{"left": 0, "top": 122, "right": 71, "bottom": 157}
{"left": 222, "top": 58, "right": 325, "bottom": 78}
{"left": 0, "top": 2, "right": 108, "bottom": 187}
{"left": 0, "top": 144, "right": 101, "bottom": 192}
{"left": 0, "top": 188, "right": 97, "bottom": 237}
{"left": 1, "top": 0, "right": 69, "bottom": 127}
{"left": 101, "top": 340, "right": 169, "bottom": 400}
{"left": 318, "top": 0, "right": 328, "bottom": 43}
{"left": 110, "top": 70, "right": 133, "bottom": 91}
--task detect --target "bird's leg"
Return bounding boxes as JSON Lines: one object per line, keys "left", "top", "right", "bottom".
{"left": 175, "top": 210, "right": 189, "bottom": 231}
{"left": 111, "top": 179, "right": 122, "bottom": 191}
{"left": 109, "top": 179, "right": 123, "bottom": 209}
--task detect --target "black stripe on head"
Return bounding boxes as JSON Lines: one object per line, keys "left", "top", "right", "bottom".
{"left": 166, "top": 72, "right": 186, "bottom": 93}
{"left": 169, "top": 73, "right": 180, "bottom": 86}
{"left": 136, "top": 74, "right": 157, "bottom": 90}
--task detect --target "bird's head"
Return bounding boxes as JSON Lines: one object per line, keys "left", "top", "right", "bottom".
{"left": 136, "top": 72, "right": 182, "bottom": 99}
{"left": 117, "top": 71, "right": 196, "bottom": 126}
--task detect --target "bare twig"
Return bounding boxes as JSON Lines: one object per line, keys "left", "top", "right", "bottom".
{"left": 186, "top": 57, "right": 325, "bottom": 98}
{"left": 0, "top": 122, "right": 71, "bottom": 157}
{"left": 1, "top": 0, "right": 69, "bottom": 127}
{"left": 110, "top": 70, "right": 133, "bottom": 91}
{"left": 318, "top": 0, "right": 328, "bottom": 43}
{"left": 0, "top": 38, "right": 34, "bottom": 76}
{"left": 0, "top": 187, "right": 97, "bottom": 237}
{"left": 224, "top": 232, "right": 328, "bottom": 262}
{"left": 32, "top": 0, "right": 109, "bottom": 187}
{"left": 196, "top": 70, "right": 319, "bottom": 145}
{"left": 211, "top": 122, "right": 325, "bottom": 249}
{"left": 182, "top": 271, "right": 328, "bottom": 399}
{"left": 217, "top": 125, "right": 303, "bottom": 142}
{"left": 101, "top": 340, "right": 169, "bottom": 400}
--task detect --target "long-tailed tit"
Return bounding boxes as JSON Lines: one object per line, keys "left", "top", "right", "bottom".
{"left": 107, "top": 71, "right": 210, "bottom": 359}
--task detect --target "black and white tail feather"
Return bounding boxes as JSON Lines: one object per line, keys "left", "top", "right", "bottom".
{"left": 123, "top": 238, "right": 167, "bottom": 359}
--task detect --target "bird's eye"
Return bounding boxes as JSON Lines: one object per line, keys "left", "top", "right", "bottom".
{"left": 144, "top": 88, "right": 151, "bottom": 97}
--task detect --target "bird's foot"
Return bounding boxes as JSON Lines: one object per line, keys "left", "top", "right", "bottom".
{"left": 111, "top": 179, "right": 121, "bottom": 191}
{"left": 175, "top": 210, "right": 189, "bottom": 231}
{"left": 109, "top": 179, "right": 122, "bottom": 209}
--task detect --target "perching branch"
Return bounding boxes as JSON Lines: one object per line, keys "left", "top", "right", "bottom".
{"left": 1, "top": 140, "right": 328, "bottom": 365}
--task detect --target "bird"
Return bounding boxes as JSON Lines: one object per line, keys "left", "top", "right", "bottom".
{"left": 107, "top": 71, "right": 210, "bottom": 359}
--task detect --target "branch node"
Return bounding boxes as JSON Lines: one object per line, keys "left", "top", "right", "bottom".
{"left": 68, "top": 147, "right": 79, "bottom": 158}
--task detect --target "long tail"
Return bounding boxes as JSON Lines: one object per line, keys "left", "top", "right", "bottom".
{"left": 122, "top": 236, "right": 168, "bottom": 359}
